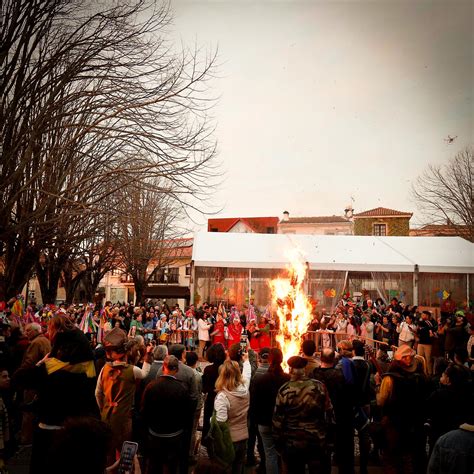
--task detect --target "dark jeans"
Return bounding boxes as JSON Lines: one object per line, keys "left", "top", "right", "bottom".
{"left": 146, "top": 433, "right": 183, "bottom": 474}
{"left": 335, "top": 422, "right": 355, "bottom": 474}
{"left": 246, "top": 418, "right": 265, "bottom": 466}
{"left": 232, "top": 439, "right": 247, "bottom": 474}
{"left": 357, "top": 405, "right": 371, "bottom": 474}
{"left": 258, "top": 424, "right": 279, "bottom": 474}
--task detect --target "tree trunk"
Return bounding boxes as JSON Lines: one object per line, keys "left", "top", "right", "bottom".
{"left": 64, "top": 272, "right": 83, "bottom": 305}
{"left": 2, "top": 235, "right": 37, "bottom": 301}
{"left": 82, "top": 273, "right": 95, "bottom": 303}
{"left": 89, "top": 270, "right": 105, "bottom": 303}
{"left": 133, "top": 279, "right": 146, "bottom": 306}
{"left": 36, "top": 260, "right": 63, "bottom": 304}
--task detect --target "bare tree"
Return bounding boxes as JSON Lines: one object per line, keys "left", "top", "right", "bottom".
{"left": 412, "top": 146, "right": 474, "bottom": 242}
{"left": 66, "top": 215, "right": 121, "bottom": 304}
{"left": 115, "top": 180, "right": 187, "bottom": 304}
{"left": 0, "top": 0, "right": 218, "bottom": 301}
{"left": 61, "top": 242, "right": 119, "bottom": 304}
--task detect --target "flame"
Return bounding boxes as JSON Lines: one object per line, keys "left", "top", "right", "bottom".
{"left": 269, "top": 248, "right": 312, "bottom": 370}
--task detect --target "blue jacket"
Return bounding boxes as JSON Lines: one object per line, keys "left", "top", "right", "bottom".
{"left": 427, "top": 424, "right": 474, "bottom": 474}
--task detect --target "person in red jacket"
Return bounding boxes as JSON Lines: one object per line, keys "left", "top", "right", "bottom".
{"left": 258, "top": 314, "right": 272, "bottom": 350}
{"left": 247, "top": 320, "right": 260, "bottom": 352}
{"left": 211, "top": 312, "right": 227, "bottom": 347}
{"left": 227, "top": 317, "right": 243, "bottom": 347}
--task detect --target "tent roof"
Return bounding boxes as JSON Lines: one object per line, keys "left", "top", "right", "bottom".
{"left": 192, "top": 232, "right": 474, "bottom": 273}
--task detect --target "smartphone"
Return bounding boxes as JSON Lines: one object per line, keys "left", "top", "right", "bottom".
{"left": 117, "top": 441, "right": 138, "bottom": 474}
{"left": 240, "top": 334, "right": 248, "bottom": 353}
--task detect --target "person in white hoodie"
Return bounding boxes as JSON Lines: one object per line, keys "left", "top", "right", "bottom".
{"left": 397, "top": 314, "right": 417, "bottom": 348}
{"left": 214, "top": 352, "right": 251, "bottom": 474}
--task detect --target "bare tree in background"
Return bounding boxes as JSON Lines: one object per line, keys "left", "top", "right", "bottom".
{"left": 0, "top": 0, "right": 218, "bottom": 301}
{"left": 62, "top": 226, "right": 120, "bottom": 304}
{"left": 116, "top": 180, "right": 187, "bottom": 304}
{"left": 412, "top": 146, "right": 474, "bottom": 242}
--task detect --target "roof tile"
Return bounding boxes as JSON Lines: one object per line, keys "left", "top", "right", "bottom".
{"left": 353, "top": 207, "right": 413, "bottom": 218}
{"left": 208, "top": 217, "right": 279, "bottom": 233}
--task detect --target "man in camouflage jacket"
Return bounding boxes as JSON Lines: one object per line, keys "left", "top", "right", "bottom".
{"left": 273, "top": 356, "right": 335, "bottom": 474}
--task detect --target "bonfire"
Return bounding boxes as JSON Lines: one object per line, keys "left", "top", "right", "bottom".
{"left": 269, "top": 249, "right": 313, "bottom": 370}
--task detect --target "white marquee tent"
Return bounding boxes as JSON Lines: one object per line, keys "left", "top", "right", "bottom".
{"left": 191, "top": 232, "right": 473, "bottom": 308}
{"left": 192, "top": 232, "right": 474, "bottom": 274}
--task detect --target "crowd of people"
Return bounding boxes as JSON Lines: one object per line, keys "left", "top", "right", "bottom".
{"left": 0, "top": 294, "right": 471, "bottom": 473}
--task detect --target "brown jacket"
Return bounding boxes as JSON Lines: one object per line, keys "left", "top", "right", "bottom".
{"left": 20, "top": 334, "right": 51, "bottom": 369}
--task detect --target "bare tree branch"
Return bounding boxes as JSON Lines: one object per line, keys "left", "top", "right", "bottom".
{"left": 412, "top": 146, "right": 474, "bottom": 242}
{"left": 0, "top": 0, "right": 220, "bottom": 300}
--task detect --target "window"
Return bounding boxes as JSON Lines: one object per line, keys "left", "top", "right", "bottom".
{"left": 266, "top": 227, "right": 275, "bottom": 234}
{"left": 167, "top": 267, "right": 179, "bottom": 283}
{"left": 110, "top": 288, "right": 126, "bottom": 302}
{"left": 185, "top": 265, "right": 191, "bottom": 276}
{"left": 210, "top": 227, "right": 219, "bottom": 232}
{"left": 150, "top": 268, "right": 179, "bottom": 283}
{"left": 373, "top": 224, "right": 387, "bottom": 236}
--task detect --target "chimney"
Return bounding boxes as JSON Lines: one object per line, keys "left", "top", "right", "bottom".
{"left": 344, "top": 204, "right": 353, "bottom": 219}
{"left": 282, "top": 211, "right": 289, "bottom": 222}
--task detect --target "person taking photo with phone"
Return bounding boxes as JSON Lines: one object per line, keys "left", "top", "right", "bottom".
{"left": 214, "top": 351, "right": 251, "bottom": 474}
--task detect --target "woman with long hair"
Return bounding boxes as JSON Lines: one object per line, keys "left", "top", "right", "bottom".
{"left": 197, "top": 311, "right": 212, "bottom": 360}
{"left": 214, "top": 353, "right": 251, "bottom": 474}
{"left": 47, "top": 313, "right": 76, "bottom": 347}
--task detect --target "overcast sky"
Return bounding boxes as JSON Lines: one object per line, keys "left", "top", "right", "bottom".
{"left": 170, "top": 0, "right": 473, "bottom": 229}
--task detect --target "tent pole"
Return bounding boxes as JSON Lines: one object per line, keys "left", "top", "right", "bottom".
{"left": 467, "top": 274, "right": 469, "bottom": 307}
{"left": 304, "top": 262, "right": 309, "bottom": 295}
{"left": 190, "top": 261, "right": 195, "bottom": 305}
{"left": 413, "top": 264, "right": 419, "bottom": 306}
{"left": 248, "top": 269, "right": 252, "bottom": 304}
{"left": 343, "top": 271, "right": 349, "bottom": 295}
